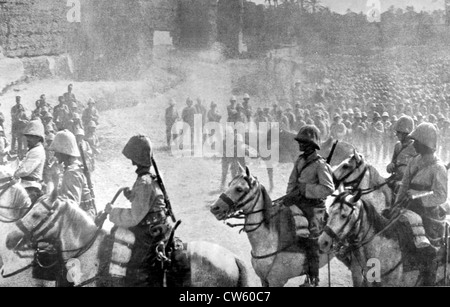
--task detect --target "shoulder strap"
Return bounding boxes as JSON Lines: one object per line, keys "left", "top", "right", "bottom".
{"left": 297, "top": 156, "right": 321, "bottom": 178}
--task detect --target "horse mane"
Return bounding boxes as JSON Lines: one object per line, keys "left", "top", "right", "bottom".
{"left": 362, "top": 199, "right": 388, "bottom": 233}
{"left": 260, "top": 184, "right": 275, "bottom": 228}
{"left": 58, "top": 197, "right": 97, "bottom": 239}
{"left": 366, "top": 162, "right": 386, "bottom": 187}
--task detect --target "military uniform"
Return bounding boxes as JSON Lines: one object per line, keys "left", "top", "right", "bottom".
{"left": 286, "top": 126, "right": 334, "bottom": 287}
{"left": 108, "top": 135, "right": 172, "bottom": 287}
{"left": 58, "top": 163, "right": 95, "bottom": 219}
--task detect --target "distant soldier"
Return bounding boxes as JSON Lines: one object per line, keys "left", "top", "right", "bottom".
{"left": 227, "top": 96, "right": 239, "bottom": 123}
{"left": 12, "top": 102, "right": 29, "bottom": 159}
{"left": 254, "top": 108, "right": 267, "bottom": 125}
{"left": 382, "top": 112, "right": 392, "bottom": 161}
{"left": 42, "top": 111, "right": 57, "bottom": 136}
{"left": 276, "top": 109, "right": 290, "bottom": 131}
{"left": 220, "top": 130, "right": 250, "bottom": 190}
{"left": 285, "top": 107, "right": 296, "bottom": 131}
{"left": 194, "top": 98, "right": 207, "bottom": 126}
{"left": 371, "top": 112, "right": 385, "bottom": 164}
{"left": 330, "top": 113, "right": 347, "bottom": 141}
{"left": 63, "top": 84, "right": 77, "bottom": 107}
{"left": 53, "top": 96, "right": 71, "bottom": 131}
{"left": 207, "top": 102, "right": 222, "bottom": 123}
{"left": 165, "top": 99, "right": 179, "bottom": 147}
{"left": 242, "top": 94, "right": 253, "bottom": 122}
{"left": 313, "top": 110, "right": 327, "bottom": 140}
{"left": 85, "top": 121, "right": 100, "bottom": 155}
{"left": 263, "top": 107, "right": 273, "bottom": 122}
{"left": 291, "top": 80, "right": 303, "bottom": 104}
{"left": 181, "top": 98, "right": 196, "bottom": 137}
{"left": 74, "top": 127, "right": 95, "bottom": 173}
{"left": 82, "top": 98, "right": 100, "bottom": 129}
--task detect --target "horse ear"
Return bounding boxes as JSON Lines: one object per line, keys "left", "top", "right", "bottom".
{"left": 354, "top": 150, "right": 361, "bottom": 163}
{"left": 350, "top": 190, "right": 362, "bottom": 203}
{"left": 238, "top": 163, "right": 246, "bottom": 175}
{"left": 246, "top": 166, "right": 251, "bottom": 178}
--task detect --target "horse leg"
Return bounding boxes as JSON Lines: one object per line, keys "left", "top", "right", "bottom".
{"left": 260, "top": 278, "right": 270, "bottom": 287}
{"left": 267, "top": 167, "right": 274, "bottom": 193}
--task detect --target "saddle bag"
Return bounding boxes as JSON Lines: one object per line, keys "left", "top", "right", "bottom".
{"left": 399, "top": 210, "right": 430, "bottom": 249}
{"left": 109, "top": 227, "right": 136, "bottom": 278}
{"left": 289, "top": 206, "right": 310, "bottom": 238}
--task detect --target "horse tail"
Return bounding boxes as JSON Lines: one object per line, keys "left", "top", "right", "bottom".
{"left": 235, "top": 257, "right": 252, "bottom": 287}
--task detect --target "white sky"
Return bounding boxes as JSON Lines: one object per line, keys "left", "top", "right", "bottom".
{"left": 250, "top": 0, "right": 445, "bottom": 14}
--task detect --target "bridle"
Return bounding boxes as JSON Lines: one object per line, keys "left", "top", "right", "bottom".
{"left": 219, "top": 176, "right": 266, "bottom": 234}
{"left": 333, "top": 156, "right": 367, "bottom": 191}
{"left": 323, "top": 192, "right": 367, "bottom": 250}
{"left": 333, "top": 156, "right": 394, "bottom": 195}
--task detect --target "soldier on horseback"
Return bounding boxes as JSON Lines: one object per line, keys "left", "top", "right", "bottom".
{"left": 386, "top": 116, "right": 417, "bottom": 199}
{"left": 286, "top": 125, "right": 334, "bottom": 287}
{"left": 104, "top": 135, "right": 173, "bottom": 287}
{"left": 13, "top": 120, "right": 46, "bottom": 204}
{"left": 395, "top": 123, "right": 448, "bottom": 286}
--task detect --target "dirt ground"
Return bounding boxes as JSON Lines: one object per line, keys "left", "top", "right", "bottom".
{"left": 0, "top": 48, "right": 384, "bottom": 287}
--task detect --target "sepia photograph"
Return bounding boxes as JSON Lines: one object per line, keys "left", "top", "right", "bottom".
{"left": 0, "top": 0, "right": 448, "bottom": 291}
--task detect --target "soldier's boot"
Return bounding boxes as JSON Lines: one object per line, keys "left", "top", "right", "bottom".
{"left": 300, "top": 238, "right": 320, "bottom": 287}
{"left": 419, "top": 245, "right": 438, "bottom": 287}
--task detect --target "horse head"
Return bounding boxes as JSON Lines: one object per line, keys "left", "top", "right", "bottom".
{"left": 210, "top": 166, "right": 260, "bottom": 221}
{"left": 318, "top": 190, "right": 364, "bottom": 254}
{"left": 5, "top": 192, "right": 96, "bottom": 257}
{"left": 332, "top": 149, "right": 366, "bottom": 190}
{"left": 0, "top": 162, "right": 31, "bottom": 223}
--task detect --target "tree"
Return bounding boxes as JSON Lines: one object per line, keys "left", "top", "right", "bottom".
{"left": 304, "top": 0, "right": 325, "bottom": 14}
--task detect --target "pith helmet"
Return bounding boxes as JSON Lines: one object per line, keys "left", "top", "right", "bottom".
{"left": 294, "top": 125, "right": 321, "bottom": 150}
{"left": 395, "top": 116, "right": 415, "bottom": 134}
{"left": 23, "top": 120, "right": 45, "bottom": 141}
{"left": 50, "top": 130, "right": 80, "bottom": 157}
{"left": 122, "top": 135, "right": 153, "bottom": 167}
{"left": 409, "top": 123, "right": 438, "bottom": 150}
{"left": 87, "top": 121, "right": 97, "bottom": 128}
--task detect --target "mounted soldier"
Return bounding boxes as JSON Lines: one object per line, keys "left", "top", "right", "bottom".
{"left": 13, "top": 120, "right": 46, "bottom": 204}
{"left": 285, "top": 125, "right": 334, "bottom": 287}
{"left": 49, "top": 130, "right": 96, "bottom": 219}
{"left": 104, "top": 135, "right": 173, "bottom": 287}
{"left": 395, "top": 123, "right": 448, "bottom": 286}
{"left": 386, "top": 116, "right": 417, "bottom": 199}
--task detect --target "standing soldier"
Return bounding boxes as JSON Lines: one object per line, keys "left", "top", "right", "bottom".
{"left": 285, "top": 125, "right": 334, "bottom": 287}
{"left": 242, "top": 94, "right": 253, "bottom": 122}
{"left": 263, "top": 108, "right": 273, "bottom": 122}
{"left": 386, "top": 116, "right": 417, "bottom": 198}
{"left": 207, "top": 102, "right": 222, "bottom": 123}
{"left": 330, "top": 113, "right": 347, "bottom": 141}
{"left": 49, "top": 130, "right": 96, "bottom": 219}
{"left": 440, "top": 120, "right": 450, "bottom": 162}
{"left": 54, "top": 96, "right": 71, "bottom": 131}
{"left": 220, "top": 130, "right": 250, "bottom": 191}
{"left": 42, "top": 111, "right": 57, "bottom": 136}
{"left": 85, "top": 121, "right": 100, "bottom": 157}
{"left": 285, "top": 107, "right": 296, "bottom": 132}
{"left": 395, "top": 123, "right": 448, "bottom": 286}
{"left": 227, "top": 96, "right": 239, "bottom": 124}
{"left": 13, "top": 104, "right": 29, "bottom": 160}
{"left": 63, "top": 84, "right": 77, "bottom": 107}
{"left": 104, "top": 135, "right": 173, "bottom": 287}
{"left": 165, "top": 99, "right": 179, "bottom": 148}
{"left": 194, "top": 98, "right": 207, "bottom": 127}
{"left": 11, "top": 96, "right": 25, "bottom": 156}
{"left": 313, "top": 110, "right": 327, "bottom": 141}
{"left": 82, "top": 98, "right": 100, "bottom": 129}
{"left": 181, "top": 98, "right": 196, "bottom": 141}
{"left": 254, "top": 108, "right": 267, "bottom": 125}
{"left": 13, "top": 120, "right": 46, "bottom": 204}
{"left": 371, "top": 112, "right": 384, "bottom": 164}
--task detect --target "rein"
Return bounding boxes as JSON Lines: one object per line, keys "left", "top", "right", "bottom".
{"left": 0, "top": 178, "right": 33, "bottom": 223}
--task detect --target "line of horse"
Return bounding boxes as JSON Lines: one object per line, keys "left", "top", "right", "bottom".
{"left": 210, "top": 150, "right": 450, "bottom": 287}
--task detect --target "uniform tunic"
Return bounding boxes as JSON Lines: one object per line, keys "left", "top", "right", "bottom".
{"left": 59, "top": 163, "right": 95, "bottom": 218}
{"left": 15, "top": 143, "right": 45, "bottom": 189}
{"left": 110, "top": 169, "right": 166, "bottom": 228}
{"left": 390, "top": 140, "right": 417, "bottom": 180}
